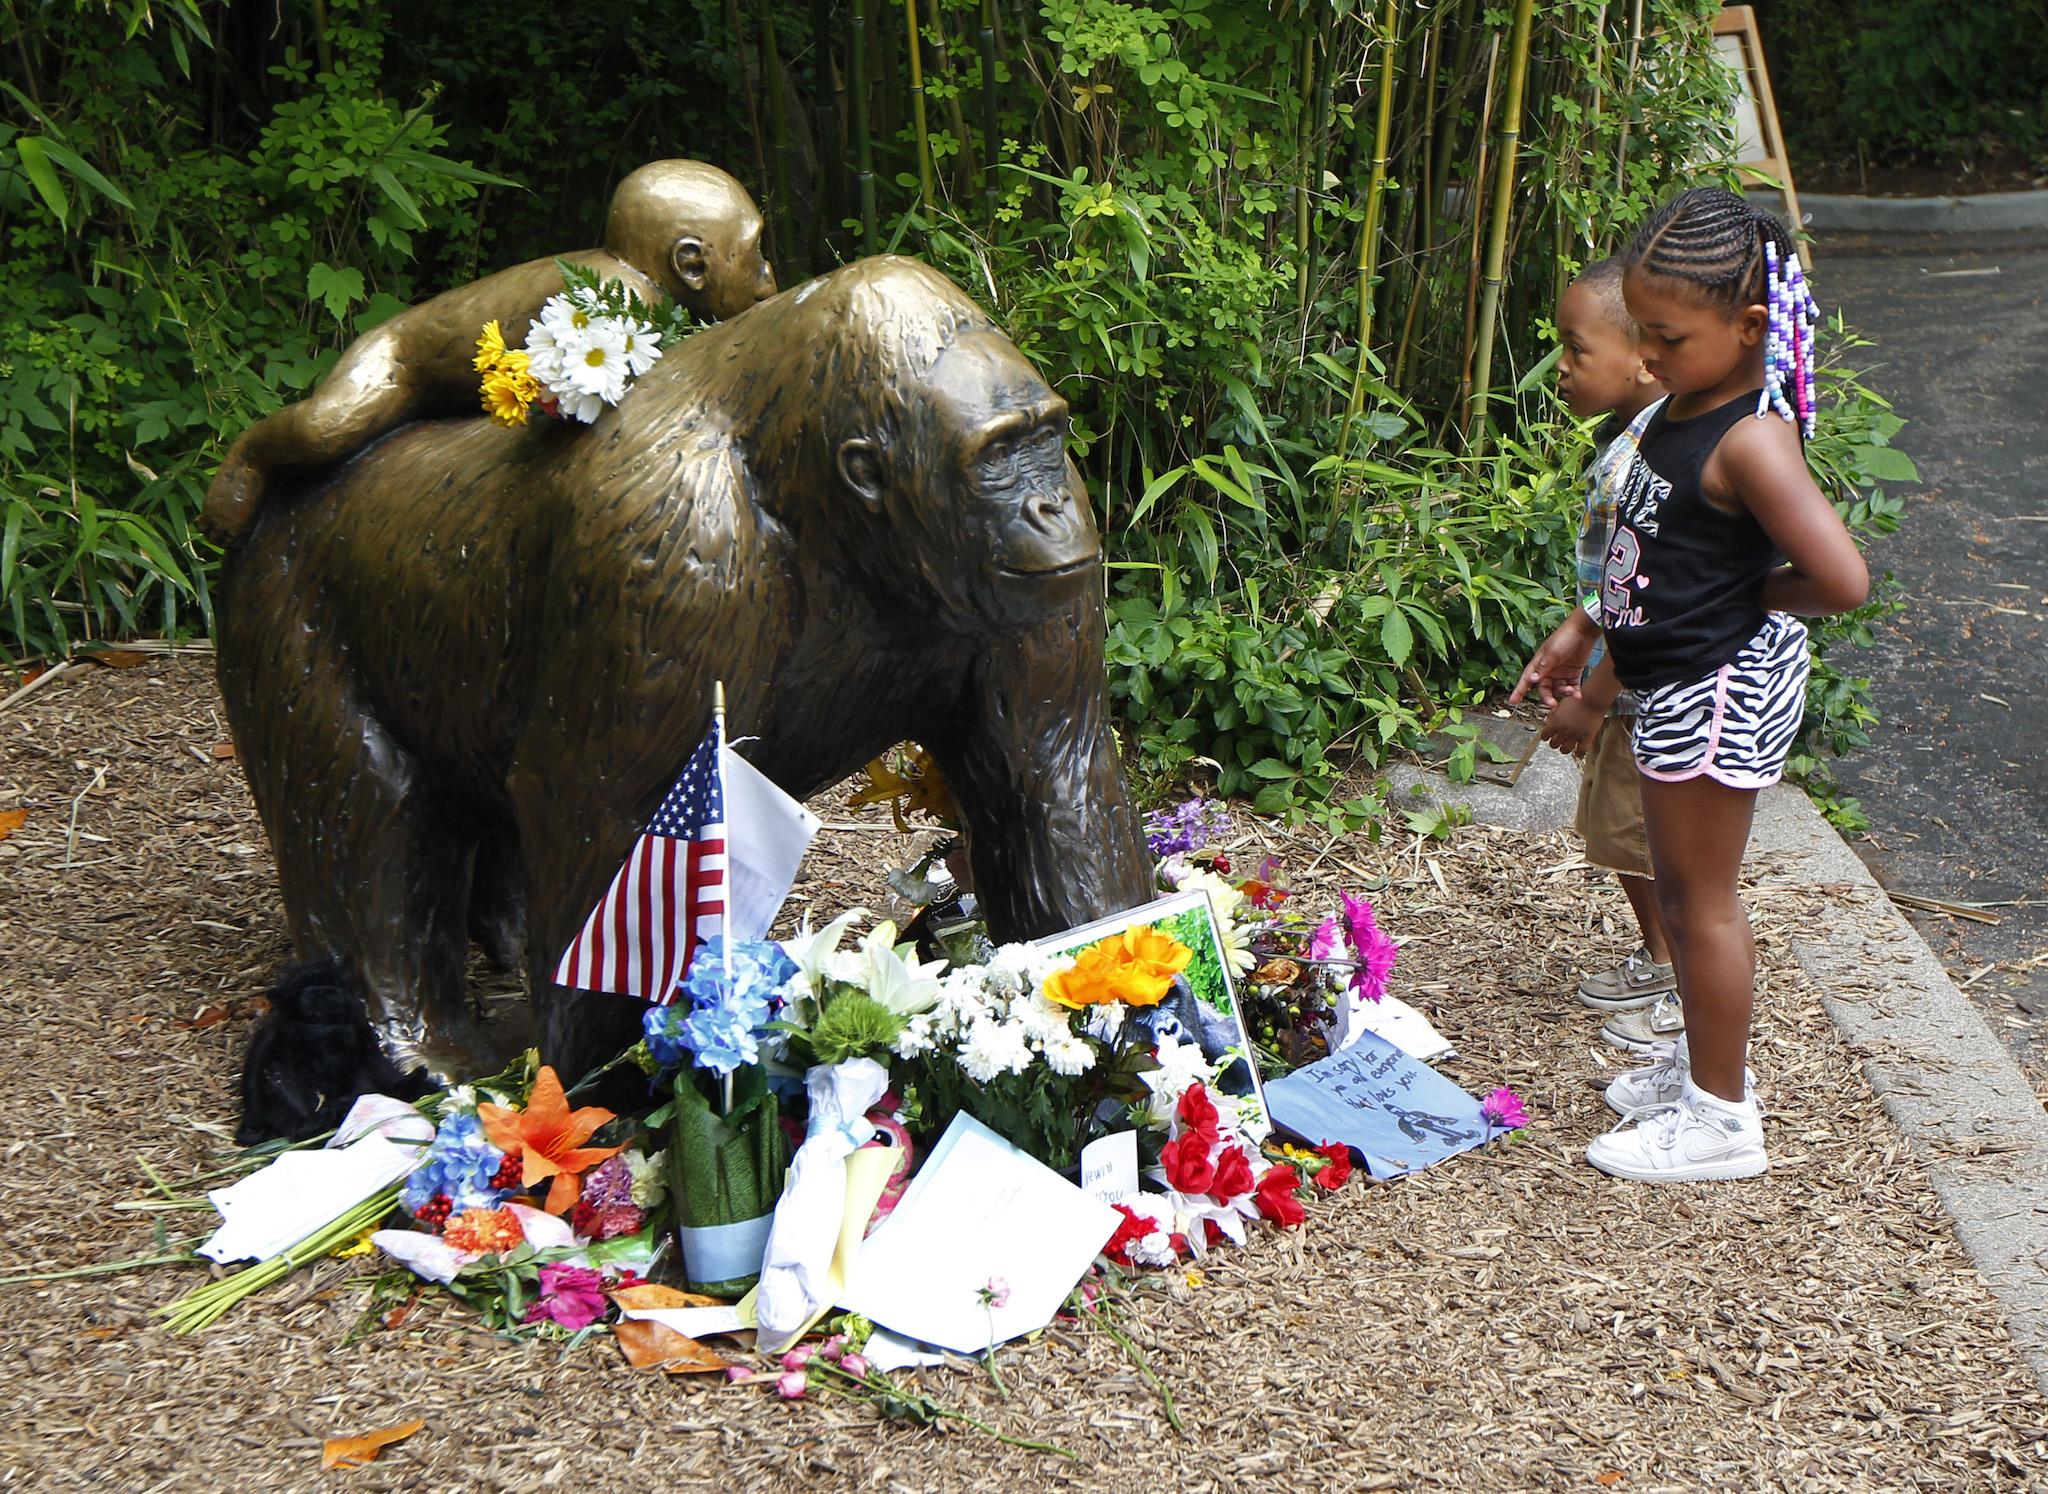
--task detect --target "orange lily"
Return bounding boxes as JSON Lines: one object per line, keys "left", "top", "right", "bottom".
{"left": 478, "top": 1065, "right": 623, "bottom": 1215}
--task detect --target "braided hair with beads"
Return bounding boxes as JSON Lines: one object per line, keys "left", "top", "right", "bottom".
{"left": 1623, "top": 187, "right": 1820, "bottom": 438}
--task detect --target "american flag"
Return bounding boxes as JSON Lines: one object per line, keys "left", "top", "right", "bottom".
{"left": 553, "top": 724, "right": 726, "bottom": 1004}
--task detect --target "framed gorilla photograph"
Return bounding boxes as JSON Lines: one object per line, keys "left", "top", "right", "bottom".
{"left": 1033, "top": 889, "right": 1271, "bottom": 1138}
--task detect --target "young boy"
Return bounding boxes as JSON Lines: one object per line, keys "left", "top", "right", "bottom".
{"left": 1510, "top": 257, "right": 1679, "bottom": 1050}
{"left": 203, "top": 159, "right": 778, "bottom": 544}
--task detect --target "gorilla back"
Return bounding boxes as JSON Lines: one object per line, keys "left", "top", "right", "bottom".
{"left": 216, "top": 255, "right": 1153, "bottom": 1122}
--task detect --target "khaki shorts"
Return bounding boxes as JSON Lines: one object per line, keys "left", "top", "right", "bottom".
{"left": 1574, "top": 715, "right": 1653, "bottom": 879}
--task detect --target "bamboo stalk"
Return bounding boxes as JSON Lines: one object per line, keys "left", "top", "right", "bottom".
{"left": 904, "top": 0, "right": 935, "bottom": 210}
{"left": 760, "top": 0, "right": 795, "bottom": 264}
{"left": 1465, "top": 0, "right": 1535, "bottom": 450}
{"left": 812, "top": 0, "right": 843, "bottom": 263}
{"left": 1615, "top": 0, "right": 1644, "bottom": 194}
{"left": 850, "top": 0, "right": 878, "bottom": 251}
{"left": 1292, "top": 25, "right": 1316, "bottom": 330}
{"left": 725, "top": 0, "right": 773, "bottom": 226}
{"left": 1457, "top": 33, "right": 1502, "bottom": 436}
{"left": 924, "top": 0, "right": 975, "bottom": 191}
{"left": 979, "top": 0, "right": 1001, "bottom": 221}
{"left": 1338, "top": 0, "right": 1403, "bottom": 456}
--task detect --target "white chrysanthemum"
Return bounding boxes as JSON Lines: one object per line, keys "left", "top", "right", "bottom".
{"left": 619, "top": 318, "right": 663, "bottom": 377}
{"left": 958, "top": 1016, "right": 1033, "bottom": 1081}
{"left": 523, "top": 320, "right": 567, "bottom": 387}
{"left": 538, "top": 286, "right": 602, "bottom": 340}
{"left": 1013, "top": 991, "right": 1073, "bottom": 1048}
{"left": 1042, "top": 1032, "right": 1095, "bottom": 1076}
{"left": 1081, "top": 1000, "right": 1128, "bottom": 1043}
{"left": 557, "top": 386, "right": 607, "bottom": 424}
{"left": 892, "top": 1011, "right": 938, "bottom": 1059}
{"left": 561, "top": 322, "right": 630, "bottom": 404}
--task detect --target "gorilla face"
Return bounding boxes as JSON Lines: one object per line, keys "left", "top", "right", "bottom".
{"left": 838, "top": 329, "right": 1102, "bottom": 627}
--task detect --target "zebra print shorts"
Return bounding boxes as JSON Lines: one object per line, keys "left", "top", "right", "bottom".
{"left": 1632, "top": 613, "right": 1811, "bottom": 789}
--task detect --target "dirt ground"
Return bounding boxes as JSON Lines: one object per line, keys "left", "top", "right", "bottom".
{"left": 3, "top": 656, "right": 2047, "bottom": 1492}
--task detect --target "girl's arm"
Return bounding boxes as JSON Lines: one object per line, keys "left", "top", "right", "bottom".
{"left": 1708, "top": 417, "right": 1870, "bottom": 616}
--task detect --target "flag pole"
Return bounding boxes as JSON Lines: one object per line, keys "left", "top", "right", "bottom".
{"left": 715, "top": 680, "right": 734, "bottom": 1116}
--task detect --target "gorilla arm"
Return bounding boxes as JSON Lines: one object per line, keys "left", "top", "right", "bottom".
{"left": 925, "top": 591, "right": 1155, "bottom": 940}
{"left": 202, "top": 251, "right": 665, "bottom": 544}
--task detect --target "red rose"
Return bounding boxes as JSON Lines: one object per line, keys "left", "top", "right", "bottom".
{"left": 1203, "top": 1219, "right": 1225, "bottom": 1247}
{"left": 1313, "top": 1142, "right": 1353, "bottom": 1190}
{"left": 1210, "top": 1143, "right": 1255, "bottom": 1201}
{"left": 1255, "top": 1164, "right": 1306, "bottom": 1228}
{"left": 1175, "top": 1084, "right": 1220, "bottom": 1142}
{"left": 1102, "top": 1204, "right": 1149, "bottom": 1266}
{"left": 1160, "top": 1130, "right": 1218, "bottom": 1194}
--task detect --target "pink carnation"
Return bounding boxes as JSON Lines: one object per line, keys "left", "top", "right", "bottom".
{"left": 522, "top": 1263, "right": 608, "bottom": 1330}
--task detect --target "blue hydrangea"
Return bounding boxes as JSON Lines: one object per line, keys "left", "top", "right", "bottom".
{"left": 647, "top": 936, "right": 796, "bottom": 1078}
{"left": 399, "top": 1109, "right": 508, "bottom": 1215}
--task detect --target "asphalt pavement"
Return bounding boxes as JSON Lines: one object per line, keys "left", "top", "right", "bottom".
{"left": 1818, "top": 228, "right": 2048, "bottom": 1086}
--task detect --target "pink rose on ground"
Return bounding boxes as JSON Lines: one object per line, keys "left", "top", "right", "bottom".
{"left": 776, "top": 1370, "right": 808, "bottom": 1399}
{"left": 522, "top": 1264, "right": 608, "bottom": 1330}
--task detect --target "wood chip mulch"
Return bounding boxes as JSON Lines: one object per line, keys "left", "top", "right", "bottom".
{"left": 3, "top": 657, "right": 2046, "bottom": 1492}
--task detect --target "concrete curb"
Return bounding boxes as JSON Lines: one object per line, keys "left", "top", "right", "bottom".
{"left": 1393, "top": 758, "right": 2048, "bottom": 1393}
{"left": 1804, "top": 189, "right": 2048, "bottom": 234}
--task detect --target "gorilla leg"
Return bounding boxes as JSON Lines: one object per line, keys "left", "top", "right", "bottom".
{"left": 927, "top": 596, "right": 1153, "bottom": 940}
{"left": 216, "top": 586, "right": 500, "bottom": 1084}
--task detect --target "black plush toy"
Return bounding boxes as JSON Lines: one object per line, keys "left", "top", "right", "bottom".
{"left": 236, "top": 958, "right": 428, "bottom": 1144}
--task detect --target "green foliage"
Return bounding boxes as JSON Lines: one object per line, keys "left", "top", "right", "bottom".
{"left": 1784, "top": 323, "right": 1914, "bottom": 833}
{"left": 1757, "top": 1, "right": 2048, "bottom": 163}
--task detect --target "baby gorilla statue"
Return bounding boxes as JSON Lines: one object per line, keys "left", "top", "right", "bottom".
{"left": 202, "top": 159, "right": 777, "bottom": 543}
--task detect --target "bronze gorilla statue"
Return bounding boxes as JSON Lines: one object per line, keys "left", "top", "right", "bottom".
{"left": 216, "top": 255, "right": 1154, "bottom": 1131}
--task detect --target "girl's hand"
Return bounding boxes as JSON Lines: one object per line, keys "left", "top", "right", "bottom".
{"left": 1510, "top": 609, "right": 1599, "bottom": 707}
{"left": 1541, "top": 696, "right": 1605, "bottom": 758}
{"left": 1709, "top": 416, "right": 1870, "bottom": 617}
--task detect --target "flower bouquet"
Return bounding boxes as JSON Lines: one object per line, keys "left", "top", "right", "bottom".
{"left": 474, "top": 261, "right": 694, "bottom": 428}
{"left": 643, "top": 936, "right": 795, "bottom": 1295}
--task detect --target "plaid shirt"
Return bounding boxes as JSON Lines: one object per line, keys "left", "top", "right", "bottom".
{"left": 1575, "top": 399, "right": 1663, "bottom": 714}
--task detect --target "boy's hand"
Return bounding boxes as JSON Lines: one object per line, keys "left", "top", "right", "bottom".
{"left": 1540, "top": 695, "right": 1605, "bottom": 758}
{"left": 1510, "top": 611, "right": 1598, "bottom": 708}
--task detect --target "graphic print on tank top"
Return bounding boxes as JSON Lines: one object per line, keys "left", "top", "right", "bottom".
{"left": 1600, "top": 455, "right": 1672, "bottom": 631}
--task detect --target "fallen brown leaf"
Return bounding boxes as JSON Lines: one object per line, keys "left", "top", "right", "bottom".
{"left": 613, "top": 1318, "right": 729, "bottom": 1374}
{"left": 1596, "top": 1474, "right": 1624, "bottom": 1487}
{"left": 209, "top": 741, "right": 237, "bottom": 759}
{"left": 320, "top": 1418, "right": 424, "bottom": 1471}
{"left": 0, "top": 808, "right": 24, "bottom": 842}
{"left": 174, "top": 1005, "right": 230, "bottom": 1030}
{"left": 86, "top": 649, "right": 147, "bottom": 669}
{"left": 610, "top": 1283, "right": 725, "bottom": 1311}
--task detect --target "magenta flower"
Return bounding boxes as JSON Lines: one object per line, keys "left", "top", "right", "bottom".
{"left": 1340, "top": 892, "right": 1398, "bottom": 1002}
{"left": 522, "top": 1264, "right": 608, "bottom": 1330}
{"left": 1481, "top": 1087, "right": 1529, "bottom": 1131}
{"left": 776, "top": 1370, "right": 808, "bottom": 1400}
{"left": 840, "top": 1352, "right": 871, "bottom": 1378}
{"left": 780, "top": 1345, "right": 814, "bottom": 1372}
{"left": 1307, "top": 916, "right": 1343, "bottom": 963}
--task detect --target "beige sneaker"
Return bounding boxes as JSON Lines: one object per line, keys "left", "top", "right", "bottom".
{"left": 1602, "top": 992, "right": 1685, "bottom": 1053}
{"left": 1575, "top": 946, "right": 1677, "bottom": 1012}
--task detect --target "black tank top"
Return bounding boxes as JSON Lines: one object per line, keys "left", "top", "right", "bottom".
{"left": 1598, "top": 390, "right": 1783, "bottom": 691}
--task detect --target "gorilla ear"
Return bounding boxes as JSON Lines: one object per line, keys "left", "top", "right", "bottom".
{"left": 670, "top": 235, "right": 709, "bottom": 292}
{"left": 838, "top": 439, "right": 885, "bottom": 513}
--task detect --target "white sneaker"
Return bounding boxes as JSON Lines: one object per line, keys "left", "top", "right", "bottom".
{"left": 1585, "top": 1078, "right": 1768, "bottom": 1183}
{"left": 1604, "top": 1034, "right": 1688, "bottom": 1115}
{"left": 1602, "top": 991, "right": 1685, "bottom": 1053}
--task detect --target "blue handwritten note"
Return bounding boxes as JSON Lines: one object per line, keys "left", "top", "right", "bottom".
{"left": 1264, "top": 1031, "right": 1495, "bottom": 1179}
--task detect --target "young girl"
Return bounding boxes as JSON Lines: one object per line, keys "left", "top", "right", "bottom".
{"left": 1541, "top": 188, "right": 1869, "bottom": 1182}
